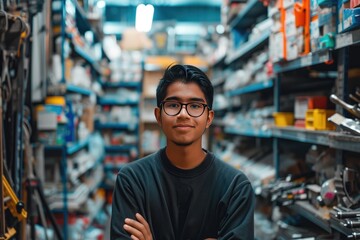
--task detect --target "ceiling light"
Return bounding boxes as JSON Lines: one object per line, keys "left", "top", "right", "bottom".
{"left": 96, "top": 0, "right": 106, "bottom": 9}
{"left": 135, "top": 4, "right": 154, "bottom": 32}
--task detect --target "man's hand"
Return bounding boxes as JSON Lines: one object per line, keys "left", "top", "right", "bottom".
{"left": 124, "top": 213, "right": 153, "bottom": 240}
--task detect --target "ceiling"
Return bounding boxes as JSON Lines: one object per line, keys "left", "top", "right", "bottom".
{"left": 103, "top": 0, "right": 222, "bottom": 36}
{"left": 104, "top": 0, "right": 222, "bottom": 7}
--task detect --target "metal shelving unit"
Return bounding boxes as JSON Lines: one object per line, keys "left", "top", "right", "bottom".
{"left": 224, "top": 127, "right": 272, "bottom": 138}
{"left": 49, "top": 0, "right": 107, "bottom": 238}
{"left": 273, "top": 49, "right": 333, "bottom": 73}
{"left": 97, "top": 98, "right": 139, "bottom": 106}
{"left": 212, "top": 0, "right": 360, "bottom": 238}
{"left": 226, "top": 79, "right": 273, "bottom": 97}
{"left": 225, "top": 30, "right": 270, "bottom": 65}
{"left": 228, "top": 0, "right": 267, "bottom": 30}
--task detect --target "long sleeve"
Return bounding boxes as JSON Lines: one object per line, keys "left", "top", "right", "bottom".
{"left": 110, "top": 169, "right": 141, "bottom": 239}
{"left": 218, "top": 180, "right": 255, "bottom": 240}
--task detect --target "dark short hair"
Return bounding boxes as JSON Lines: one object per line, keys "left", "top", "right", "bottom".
{"left": 156, "top": 64, "right": 213, "bottom": 109}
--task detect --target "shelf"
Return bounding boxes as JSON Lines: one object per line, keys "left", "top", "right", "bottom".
{"left": 67, "top": 137, "right": 90, "bottom": 155}
{"left": 229, "top": 0, "right": 267, "bottom": 31}
{"left": 69, "top": 154, "right": 103, "bottom": 181}
{"left": 73, "top": 45, "right": 102, "bottom": 74}
{"left": 225, "top": 31, "right": 270, "bottom": 65}
{"left": 74, "top": 1, "right": 101, "bottom": 42}
{"left": 271, "top": 127, "right": 360, "bottom": 153}
{"left": 45, "top": 137, "right": 90, "bottom": 155}
{"left": 288, "top": 201, "right": 332, "bottom": 233}
{"left": 273, "top": 49, "right": 333, "bottom": 73}
{"left": 212, "top": 55, "right": 226, "bottom": 68}
{"left": 48, "top": 184, "right": 89, "bottom": 211}
{"left": 95, "top": 122, "right": 138, "bottom": 131}
{"left": 97, "top": 98, "right": 139, "bottom": 106}
{"left": 66, "top": 84, "right": 93, "bottom": 96}
{"left": 336, "top": 28, "right": 360, "bottom": 49}
{"left": 104, "top": 145, "right": 136, "bottom": 152}
{"left": 224, "top": 126, "right": 272, "bottom": 138}
{"left": 101, "top": 81, "right": 142, "bottom": 89}
{"left": 226, "top": 79, "right": 273, "bottom": 97}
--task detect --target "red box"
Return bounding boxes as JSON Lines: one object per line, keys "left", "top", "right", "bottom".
{"left": 351, "top": 0, "right": 360, "bottom": 8}
{"left": 294, "top": 96, "right": 328, "bottom": 119}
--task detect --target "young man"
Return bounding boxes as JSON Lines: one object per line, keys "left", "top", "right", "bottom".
{"left": 111, "top": 64, "right": 254, "bottom": 240}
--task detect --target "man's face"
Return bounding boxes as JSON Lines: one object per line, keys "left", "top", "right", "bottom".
{"left": 154, "top": 81, "right": 214, "bottom": 147}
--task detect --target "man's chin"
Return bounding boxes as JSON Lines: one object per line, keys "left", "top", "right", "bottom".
{"left": 172, "top": 140, "right": 193, "bottom": 146}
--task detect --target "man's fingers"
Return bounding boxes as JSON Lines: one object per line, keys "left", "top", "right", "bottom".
{"left": 135, "top": 213, "right": 150, "bottom": 230}
{"left": 124, "top": 214, "right": 152, "bottom": 240}
{"left": 130, "top": 235, "right": 140, "bottom": 240}
{"left": 124, "top": 219, "right": 144, "bottom": 238}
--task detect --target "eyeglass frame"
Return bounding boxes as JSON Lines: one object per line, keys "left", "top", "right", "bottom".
{"left": 160, "top": 100, "right": 211, "bottom": 118}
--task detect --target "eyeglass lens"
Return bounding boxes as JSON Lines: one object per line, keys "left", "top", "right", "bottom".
{"left": 163, "top": 101, "right": 206, "bottom": 117}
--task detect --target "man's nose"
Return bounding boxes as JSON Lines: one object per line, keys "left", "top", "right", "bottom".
{"left": 178, "top": 105, "right": 189, "bottom": 116}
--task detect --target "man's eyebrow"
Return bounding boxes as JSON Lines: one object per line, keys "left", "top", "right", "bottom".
{"left": 164, "top": 96, "right": 206, "bottom": 102}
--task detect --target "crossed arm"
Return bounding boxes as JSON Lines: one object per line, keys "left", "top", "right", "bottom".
{"left": 123, "top": 213, "right": 216, "bottom": 240}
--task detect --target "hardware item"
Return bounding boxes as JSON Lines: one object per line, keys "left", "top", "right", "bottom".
{"left": 317, "top": 178, "right": 337, "bottom": 207}
{"left": 331, "top": 209, "right": 360, "bottom": 219}
{"left": 1, "top": 175, "right": 27, "bottom": 239}
{"left": 2, "top": 176, "right": 27, "bottom": 221}
{"left": 356, "top": 88, "right": 360, "bottom": 98}
{"left": 342, "top": 168, "right": 360, "bottom": 207}
{"left": 330, "top": 94, "right": 360, "bottom": 119}
{"left": 0, "top": 14, "right": 29, "bottom": 53}
{"left": 328, "top": 113, "right": 360, "bottom": 136}
{"left": 342, "top": 219, "right": 360, "bottom": 228}
{"left": 350, "top": 94, "right": 360, "bottom": 105}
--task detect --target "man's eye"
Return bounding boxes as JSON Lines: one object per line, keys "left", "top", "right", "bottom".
{"left": 189, "top": 103, "right": 202, "bottom": 109}
{"left": 167, "top": 103, "right": 180, "bottom": 108}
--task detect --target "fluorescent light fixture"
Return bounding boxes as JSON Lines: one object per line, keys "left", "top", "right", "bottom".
{"left": 135, "top": 4, "right": 154, "bottom": 32}
{"left": 96, "top": 0, "right": 106, "bottom": 8}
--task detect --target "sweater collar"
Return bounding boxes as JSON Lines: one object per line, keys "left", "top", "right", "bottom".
{"left": 159, "top": 147, "right": 213, "bottom": 178}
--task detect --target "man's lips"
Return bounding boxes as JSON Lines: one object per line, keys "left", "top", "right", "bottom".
{"left": 173, "top": 124, "right": 194, "bottom": 129}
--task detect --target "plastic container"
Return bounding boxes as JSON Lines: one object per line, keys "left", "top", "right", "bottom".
{"left": 305, "top": 109, "right": 336, "bottom": 130}
{"left": 273, "top": 112, "right": 294, "bottom": 127}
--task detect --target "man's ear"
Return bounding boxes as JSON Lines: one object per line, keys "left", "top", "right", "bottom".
{"left": 206, "top": 110, "right": 214, "bottom": 129}
{"left": 154, "top": 107, "right": 162, "bottom": 126}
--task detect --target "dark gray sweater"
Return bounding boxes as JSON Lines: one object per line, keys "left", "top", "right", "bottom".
{"left": 111, "top": 148, "right": 255, "bottom": 240}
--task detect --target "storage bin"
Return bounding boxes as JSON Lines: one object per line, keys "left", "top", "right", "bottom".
{"left": 305, "top": 109, "right": 336, "bottom": 130}
{"left": 273, "top": 112, "right": 294, "bottom": 127}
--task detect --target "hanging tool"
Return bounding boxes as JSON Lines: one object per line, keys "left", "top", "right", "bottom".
{"left": 330, "top": 94, "right": 360, "bottom": 119}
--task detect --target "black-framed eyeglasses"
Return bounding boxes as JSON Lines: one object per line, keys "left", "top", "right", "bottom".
{"left": 160, "top": 101, "right": 210, "bottom": 118}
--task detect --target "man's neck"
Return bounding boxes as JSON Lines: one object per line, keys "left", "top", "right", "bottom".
{"left": 165, "top": 144, "right": 206, "bottom": 170}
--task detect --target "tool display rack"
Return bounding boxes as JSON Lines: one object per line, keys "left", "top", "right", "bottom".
{"left": 211, "top": 0, "right": 360, "bottom": 239}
